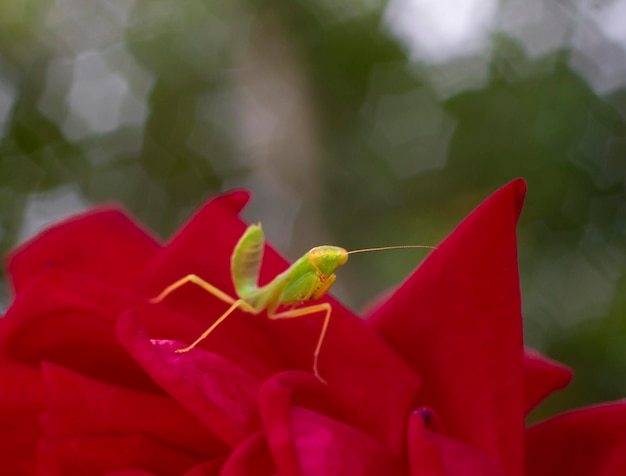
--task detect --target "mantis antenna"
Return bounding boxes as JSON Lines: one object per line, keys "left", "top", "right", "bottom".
{"left": 347, "top": 245, "right": 437, "bottom": 255}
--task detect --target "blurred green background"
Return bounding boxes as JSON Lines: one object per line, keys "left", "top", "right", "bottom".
{"left": 0, "top": 0, "right": 625, "bottom": 420}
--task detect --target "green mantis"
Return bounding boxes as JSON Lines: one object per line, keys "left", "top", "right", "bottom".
{"left": 152, "top": 223, "right": 434, "bottom": 382}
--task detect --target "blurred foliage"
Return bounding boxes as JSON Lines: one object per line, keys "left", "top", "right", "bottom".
{"left": 0, "top": 0, "right": 625, "bottom": 419}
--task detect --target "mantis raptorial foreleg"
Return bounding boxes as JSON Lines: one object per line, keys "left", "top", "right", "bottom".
{"left": 176, "top": 299, "right": 253, "bottom": 353}
{"left": 268, "top": 302, "right": 332, "bottom": 382}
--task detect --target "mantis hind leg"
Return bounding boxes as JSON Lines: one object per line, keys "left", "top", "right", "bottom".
{"left": 268, "top": 303, "right": 332, "bottom": 383}
{"left": 150, "top": 274, "right": 252, "bottom": 353}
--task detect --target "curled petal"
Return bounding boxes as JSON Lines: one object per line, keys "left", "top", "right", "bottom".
{"left": 260, "top": 372, "right": 407, "bottom": 476}
{"left": 526, "top": 401, "right": 626, "bottom": 475}
{"left": 218, "top": 432, "right": 276, "bottom": 476}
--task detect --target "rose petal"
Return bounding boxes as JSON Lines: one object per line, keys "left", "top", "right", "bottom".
{"left": 292, "top": 407, "right": 407, "bottom": 476}
{"left": 369, "top": 179, "right": 527, "bottom": 476}
{"left": 294, "top": 299, "right": 421, "bottom": 455}
{"left": 260, "top": 372, "right": 407, "bottom": 476}
{"left": 146, "top": 285, "right": 421, "bottom": 456}
{"left": 526, "top": 401, "right": 626, "bottom": 475}
{"left": 217, "top": 432, "right": 276, "bottom": 476}
{"left": 8, "top": 207, "right": 160, "bottom": 295}
{"left": 38, "top": 434, "right": 201, "bottom": 476}
{"left": 40, "top": 362, "right": 226, "bottom": 458}
{"left": 523, "top": 349, "right": 572, "bottom": 414}
{"left": 408, "top": 412, "right": 505, "bottom": 476}
{"left": 133, "top": 294, "right": 288, "bottom": 380}
{"left": 105, "top": 471, "right": 157, "bottom": 476}
{"left": 139, "top": 190, "right": 421, "bottom": 455}
{"left": 0, "top": 359, "right": 44, "bottom": 475}
{"left": 182, "top": 456, "right": 227, "bottom": 476}
{"left": 116, "top": 308, "right": 263, "bottom": 447}
{"left": 0, "top": 267, "right": 156, "bottom": 391}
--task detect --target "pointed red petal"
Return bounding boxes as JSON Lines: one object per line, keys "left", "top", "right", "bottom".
{"left": 370, "top": 179, "right": 527, "bottom": 476}
{"left": 523, "top": 349, "right": 572, "bottom": 414}
{"left": 137, "top": 190, "right": 259, "bottom": 300}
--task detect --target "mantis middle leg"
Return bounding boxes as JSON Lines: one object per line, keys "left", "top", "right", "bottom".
{"left": 268, "top": 302, "right": 332, "bottom": 383}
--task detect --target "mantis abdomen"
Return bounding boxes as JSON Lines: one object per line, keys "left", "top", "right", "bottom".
{"left": 231, "top": 224, "right": 264, "bottom": 299}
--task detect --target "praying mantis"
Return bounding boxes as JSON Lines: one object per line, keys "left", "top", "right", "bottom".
{"left": 152, "top": 223, "right": 434, "bottom": 382}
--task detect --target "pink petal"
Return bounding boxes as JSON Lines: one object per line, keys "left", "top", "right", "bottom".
{"left": 523, "top": 349, "right": 572, "bottom": 414}
{"left": 526, "top": 401, "right": 626, "bottom": 475}
{"left": 0, "top": 267, "right": 156, "bottom": 391}
{"left": 40, "top": 362, "right": 226, "bottom": 458}
{"left": 8, "top": 207, "right": 160, "bottom": 296}
{"left": 116, "top": 308, "right": 263, "bottom": 447}
{"left": 407, "top": 411, "right": 505, "bottom": 476}
{"left": 369, "top": 179, "right": 527, "bottom": 476}
{"left": 218, "top": 432, "right": 277, "bottom": 476}
{"left": 38, "top": 434, "right": 201, "bottom": 476}
{"left": 260, "top": 372, "right": 407, "bottom": 476}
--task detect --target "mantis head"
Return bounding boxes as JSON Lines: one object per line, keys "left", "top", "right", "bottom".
{"left": 307, "top": 246, "right": 349, "bottom": 278}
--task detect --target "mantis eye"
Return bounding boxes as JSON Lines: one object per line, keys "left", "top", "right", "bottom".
{"left": 307, "top": 246, "right": 348, "bottom": 270}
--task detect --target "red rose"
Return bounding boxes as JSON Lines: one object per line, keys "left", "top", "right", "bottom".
{"left": 0, "top": 179, "right": 624, "bottom": 475}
